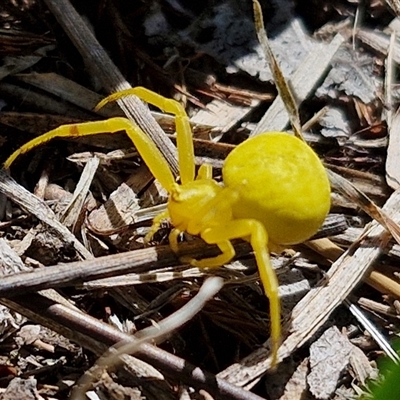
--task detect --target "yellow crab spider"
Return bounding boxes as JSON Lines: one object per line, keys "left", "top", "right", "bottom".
{"left": 4, "top": 87, "right": 331, "bottom": 365}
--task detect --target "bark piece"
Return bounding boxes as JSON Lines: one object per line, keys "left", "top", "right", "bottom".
{"left": 307, "top": 326, "right": 353, "bottom": 400}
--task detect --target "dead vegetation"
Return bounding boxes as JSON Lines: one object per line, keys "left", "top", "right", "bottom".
{"left": 0, "top": 0, "right": 400, "bottom": 399}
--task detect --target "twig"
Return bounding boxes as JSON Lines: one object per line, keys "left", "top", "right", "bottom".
{"left": 42, "top": 0, "right": 179, "bottom": 175}
{"left": 0, "top": 293, "right": 266, "bottom": 400}
{"left": 0, "top": 239, "right": 251, "bottom": 296}
{"left": 0, "top": 169, "right": 92, "bottom": 260}
{"left": 71, "top": 277, "right": 225, "bottom": 399}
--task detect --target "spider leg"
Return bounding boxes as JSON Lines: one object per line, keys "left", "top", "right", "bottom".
{"left": 196, "top": 163, "right": 213, "bottom": 180}
{"left": 4, "top": 118, "right": 176, "bottom": 192}
{"left": 168, "top": 228, "right": 182, "bottom": 253}
{"left": 144, "top": 209, "right": 170, "bottom": 243}
{"left": 198, "top": 219, "right": 281, "bottom": 365}
{"left": 181, "top": 240, "right": 235, "bottom": 267}
{"left": 95, "top": 87, "right": 195, "bottom": 184}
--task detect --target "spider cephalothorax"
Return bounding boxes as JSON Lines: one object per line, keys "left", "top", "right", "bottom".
{"left": 168, "top": 179, "right": 226, "bottom": 235}
{"left": 4, "top": 87, "right": 330, "bottom": 365}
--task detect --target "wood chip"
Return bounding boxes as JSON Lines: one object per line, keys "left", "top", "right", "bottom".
{"left": 386, "top": 108, "right": 400, "bottom": 189}
{"left": 307, "top": 326, "right": 353, "bottom": 400}
{"left": 60, "top": 156, "right": 99, "bottom": 231}
{"left": 319, "top": 107, "right": 351, "bottom": 140}
{"left": 87, "top": 182, "right": 140, "bottom": 234}
{"left": 252, "top": 34, "right": 344, "bottom": 134}
{"left": 1, "top": 378, "right": 39, "bottom": 400}
{"left": 279, "top": 359, "right": 309, "bottom": 400}
{"left": 357, "top": 28, "right": 400, "bottom": 65}
{"left": 349, "top": 345, "right": 378, "bottom": 385}
{"left": 316, "top": 44, "right": 382, "bottom": 104}
{"left": 191, "top": 98, "right": 260, "bottom": 134}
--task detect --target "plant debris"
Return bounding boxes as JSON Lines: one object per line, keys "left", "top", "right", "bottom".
{"left": 0, "top": 0, "right": 400, "bottom": 399}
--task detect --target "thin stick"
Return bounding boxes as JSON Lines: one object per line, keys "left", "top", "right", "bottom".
{"left": 43, "top": 0, "right": 179, "bottom": 175}
{"left": 1, "top": 293, "right": 266, "bottom": 400}
{"left": 0, "top": 169, "right": 92, "bottom": 260}
{"left": 0, "top": 239, "right": 251, "bottom": 296}
{"left": 71, "top": 277, "right": 225, "bottom": 399}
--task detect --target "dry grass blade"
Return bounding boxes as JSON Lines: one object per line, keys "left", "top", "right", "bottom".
{"left": 383, "top": 31, "right": 400, "bottom": 192}
{"left": 252, "top": 0, "right": 302, "bottom": 139}
{"left": 15, "top": 73, "right": 111, "bottom": 115}
{"left": 0, "top": 45, "right": 53, "bottom": 80}
{"left": 345, "top": 300, "right": 400, "bottom": 364}
{"left": 252, "top": 1, "right": 344, "bottom": 137}
{"left": 83, "top": 266, "right": 211, "bottom": 289}
{"left": 386, "top": 108, "right": 400, "bottom": 190}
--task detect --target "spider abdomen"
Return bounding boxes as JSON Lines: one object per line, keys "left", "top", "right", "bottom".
{"left": 222, "top": 132, "right": 331, "bottom": 246}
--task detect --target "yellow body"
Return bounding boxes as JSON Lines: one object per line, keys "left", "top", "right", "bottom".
{"left": 223, "top": 133, "right": 330, "bottom": 246}
{"left": 4, "top": 87, "right": 331, "bottom": 365}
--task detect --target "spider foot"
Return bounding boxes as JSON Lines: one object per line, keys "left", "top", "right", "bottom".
{"left": 144, "top": 210, "right": 170, "bottom": 244}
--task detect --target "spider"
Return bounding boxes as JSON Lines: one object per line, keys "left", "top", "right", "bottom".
{"left": 4, "top": 87, "right": 331, "bottom": 364}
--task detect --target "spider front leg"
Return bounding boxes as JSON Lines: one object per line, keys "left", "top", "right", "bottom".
{"left": 144, "top": 210, "right": 182, "bottom": 254}
{"left": 4, "top": 118, "right": 176, "bottom": 193}
{"left": 197, "top": 219, "right": 281, "bottom": 365}
{"left": 144, "top": 209, "right": 170, "bottom": 244}
{"left": 95, "top": 87, "right": 195, "bottom": 184}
